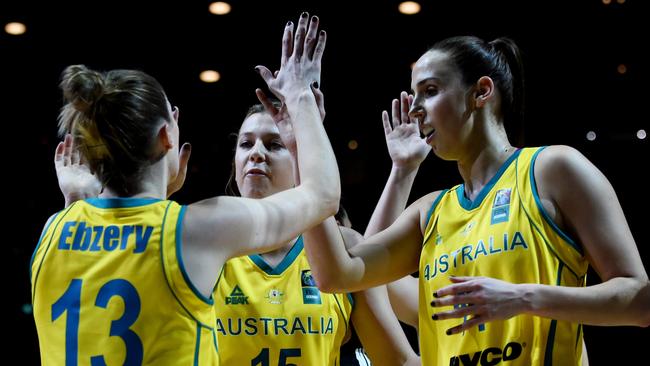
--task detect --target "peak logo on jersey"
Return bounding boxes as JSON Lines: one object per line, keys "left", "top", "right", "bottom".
{"left": 301, "top": 270, "right": 322, "bottom": 304}
{"left": 266, "top": 288, "right": 284, "bottom": 304}
{"left": 449, "top": 341, "right": 523, "bottom": 366}
{"left": 491, "top": 188, "right": 512, "bottom": 225}
{"left": 226, "top": 285, "right": 249, "bottom": 305}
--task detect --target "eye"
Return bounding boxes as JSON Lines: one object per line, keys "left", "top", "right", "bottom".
{"left": 238, "top": 140, "right": 253, "bottom": 148}
{"left": 268, "top": 140, "right": 285, "bottom": 150}
{"left": 425, "top": 86, "right": 438, "bottom": 97}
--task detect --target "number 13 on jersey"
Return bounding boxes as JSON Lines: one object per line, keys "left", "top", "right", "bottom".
{"left": 52, "top": 278, "right": 143, "bottom": 366}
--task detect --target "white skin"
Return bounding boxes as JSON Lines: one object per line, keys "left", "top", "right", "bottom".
{"left": 53, "top": 15, "right": 413, "bottom": 366}
{"left": 302, "top": 48, "right": 650, "bottom": 339}
{"left": 48, "top": 13, "right": 341, "bottom": 301}
{"left": 56, "top": 87, "right": 592, "bottom": 366}
{"left": 243, "top": 88, "right": 417, "bottom": 365}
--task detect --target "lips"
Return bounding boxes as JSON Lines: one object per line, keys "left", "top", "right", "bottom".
{"left": 246, "top": 168, "right": 268, "bottom": 177}
{"left": 425, "top": 129, "right": 436, "bottom": 144}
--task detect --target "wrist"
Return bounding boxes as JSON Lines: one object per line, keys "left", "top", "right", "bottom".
{"left": 519, "top": 283, "right": 539, "bottom": 315}
{"left": 390, "top": 164, "right": 419, "bottom": 180}
{"left": 284, "top": 88, "right": 315, "bottom": 105}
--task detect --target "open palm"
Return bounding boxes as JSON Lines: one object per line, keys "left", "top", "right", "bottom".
{"left": 382, "top": 92, "right": 430, "bottom": 169}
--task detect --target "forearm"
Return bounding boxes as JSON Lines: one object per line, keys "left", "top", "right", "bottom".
{"left": 285, "top": 91, "right": 339, "bottom": 215}
{"left": 303, "top": 217, "right": 364, "bottom": 292}
{"left": 523, "top": 277, "right": 650, "bottom": 326}
{"left": 387, "top": 277, "right": 419, "bottom": 328}
{"left": 365, "top": 164, "right": 418, "bottom": 237}
{"left": 353, "top": 286, "right": 418, "bottom": 366}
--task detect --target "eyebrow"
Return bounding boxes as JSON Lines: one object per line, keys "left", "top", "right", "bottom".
{"left": 238, "top": 131, "right": 282, "bottom": 139}
{"left": 415, "top": 77, "right": 443, "bottom": 88}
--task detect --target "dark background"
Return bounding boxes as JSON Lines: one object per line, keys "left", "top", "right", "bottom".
{"left": 3, "top": 0, "right": 647, "bottom": 364}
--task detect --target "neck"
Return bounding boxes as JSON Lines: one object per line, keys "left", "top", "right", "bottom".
{"left": 260, "top": 238, "right": 299, "bottom": 267}
{"left": 99, "top": 158, "right": 169, "bottom": 199}
{"left": 456, "top": 121, "right": 513, "bottom": 200}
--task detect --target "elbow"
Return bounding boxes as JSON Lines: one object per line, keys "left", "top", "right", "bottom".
{"left": 306, "top": 182, "right": 339, "bottom": 218}
{"left": 321, "top": 183, "right": 340, "bottom": 218}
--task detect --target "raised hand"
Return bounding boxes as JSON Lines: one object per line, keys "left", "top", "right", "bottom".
{"left": 256, "top": 12, "right": 326, "bottom": 103}
{"left": 255, "top": 83, "right": 325, "bottom": 154}
{"left": 55, "top": 134, "right": 102, "bottom": 206}
{"left": 430, "top": 276, "right": 526, "bottom": 335}
{"left": 382, "top": 91, "right": 431, "bottom": 171}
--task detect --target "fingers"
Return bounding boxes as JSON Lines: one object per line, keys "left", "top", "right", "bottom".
{"left": 432, "top": 303, "right": 480, "bottom": 320}
{"left": 400, "top": 91, "right": 410, "bottom": 124}
{"left": 63, "top": 134, "right": 73, "bottom": 166}
{"left": 71, "top": 149, "right": 80, "bottom": 165}
{"left": 312, "top": 29, "right": 327, "bottom": 64}
{"left": 391, "top": 98, "right": 400, "bottom": 130}
{"left": 55, "top": 141, "right": 65, "bottom": 165}
{"left": 304, "top": 15, "right": 320, "bottom": 59}
{"left": 255, "top": 88, "right": 279, "bottom": 115}
{"left": 254, "top": 65, "right": 275, "bottom": 86}
{"left": 293, "top": 12, "right": 309, "bottom": 59}
{"left": 434, "top": 278, "right": 479, "bottom": 298}
{"left": 281, "top": 21, "right": 294, "bottom": 67}
{"left": 382, "top": 110, "right": 392, "bottom": 135}
{"left": 445, "top": 316, "right": 484, "bottom": 335}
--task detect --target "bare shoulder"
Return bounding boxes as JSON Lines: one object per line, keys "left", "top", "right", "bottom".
{"left": 535, "top": 145, "right": 591, "bottom": 171}
{"left": 534, "top": 145, "right": 603, "bottom": 195}
{"left": 412, "top": 190, "right": 447, "bottom": 233}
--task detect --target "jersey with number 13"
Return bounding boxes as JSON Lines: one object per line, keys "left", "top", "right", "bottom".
{"left": 31, "top": 198, "right": 218, "bottom": 365}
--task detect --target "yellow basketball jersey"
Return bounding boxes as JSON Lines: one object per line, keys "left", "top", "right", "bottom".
{"left": 31, "top": 198, "right": 219, "bottom": 365}
{"left": 214, "top": 237, "right": 353, "bottom": 365}
{"left": 419, "top": 147, "right": 589, "bottom": 365}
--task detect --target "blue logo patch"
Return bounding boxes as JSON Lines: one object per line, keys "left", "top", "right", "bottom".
{"left": 301, "top": 270, "right": 321, "bottom": 304}
{"left": 491, "top": 188, "right": 511, "bottom": 224}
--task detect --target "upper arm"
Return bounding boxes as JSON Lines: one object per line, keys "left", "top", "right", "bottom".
{"left": 183, "top": 186, "right": 326, "bottom": 260}
{"left": 535, "top": 145, "right": 647, "bottom": 281}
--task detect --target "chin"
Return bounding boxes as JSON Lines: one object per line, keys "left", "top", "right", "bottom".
{"left": 242, "top": 187, "right": 270, "bottom": 199}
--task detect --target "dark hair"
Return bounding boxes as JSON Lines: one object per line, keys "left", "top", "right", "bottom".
{"left": 58, "top": 65, "right": 172, "bottom": 196}
{"left": 225, "top": 99, "right": 283, "bottom": 196}
{"left": 430, "top": 36, "right": 525, "bottom": 145}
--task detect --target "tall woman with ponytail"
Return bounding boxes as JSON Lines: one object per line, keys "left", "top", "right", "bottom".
{"left": 301, "top": 36, "right": 650, "bottom": 365}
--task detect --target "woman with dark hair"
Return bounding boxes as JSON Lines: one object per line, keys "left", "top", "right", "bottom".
{"left": 302, "top": 36, "right": 650, "bottom": 365}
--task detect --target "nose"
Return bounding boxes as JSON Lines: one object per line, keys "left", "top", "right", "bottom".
{"left": 408, "top": 101, "right": 424, "bottom": 123}
{"left": 249, "top": 140, "right": 267, "bottom": 163}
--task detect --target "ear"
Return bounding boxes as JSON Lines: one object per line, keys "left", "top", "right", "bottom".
{"left": 158, "top": 123, "right": 174, "bottom": 151}
{"left": 473, "top": 76, "right": 495, "bottom": 108}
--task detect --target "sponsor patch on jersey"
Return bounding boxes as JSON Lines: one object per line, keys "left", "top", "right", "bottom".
{"left": 225, "top": 285, "right": 249, "bottom": 305}
{"left": 491, "top": 188, "right": 511, "bottom": 224}
{"left": 301, "top": 270, "right": 322, "bottom": 304}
